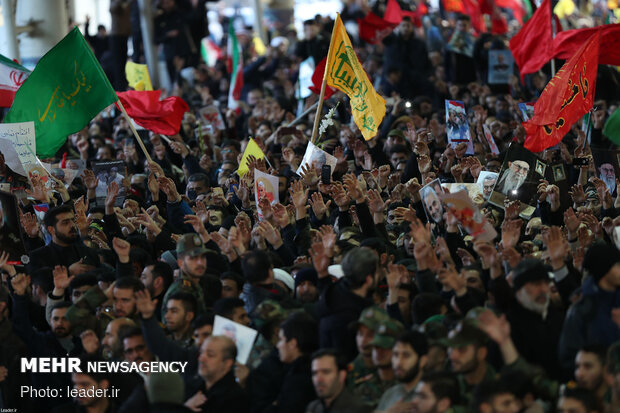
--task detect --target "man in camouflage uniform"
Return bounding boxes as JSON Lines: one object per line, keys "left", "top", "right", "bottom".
{"left": 346, "top": 306, "right": 389, "bottom": 392}
{"left": 247, "top": 299, "right": 291, "bottom": 369}
{"left": 446, "top": 319, "right": 496, "bottom": 404}
{"left": 161, "top": 234, "right": 208, "bottom": 319}
{"left": 353, "top": 313, "right": 403, "bottom": 408}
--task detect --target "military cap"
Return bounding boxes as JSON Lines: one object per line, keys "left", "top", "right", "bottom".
{"left": 446, "top": 320, "right": 489, "bottom": 348}
{"left": 349, "top": 306, "right": 391, "bottom": 331}
{"left": 176, "top": 233, "right": 208, "bottom": 257}
{"left": 369, "top": 319, "right": 404, "bottom": 349}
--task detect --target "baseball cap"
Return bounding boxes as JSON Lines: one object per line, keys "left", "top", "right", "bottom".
{"left": 348, "top": 306, "right": 391, "bottom": 331}
{"left": 446, "top": 320, "right": 488, "bottom": 348}
{"left": 369, "top": 319, "right": 404, "bottom": 348}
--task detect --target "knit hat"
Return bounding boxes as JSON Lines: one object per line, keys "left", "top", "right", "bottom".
{"left": 511, "top": 259, "right": 551, "bottom": 291}
{"left": 294, "top": 268, "right": 318, "bottom": 291}
{"left": 146, "top": 372, "right": 185, "bottom": 405}
{"left": 583, "top": 241, "right": 620, "bottom": 281}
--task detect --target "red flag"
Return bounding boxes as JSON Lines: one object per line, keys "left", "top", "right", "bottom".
{"left": 462, "top": 0, "right": 486, "bottom": 34}
{"left": 384, "top": 0, "right": 403, "bottom": 24}
{"left": 491, "top": 11, "right": 508, "bottom": 35}
{"left": 309, "top": 57, "right": 336, "bottom": 99}
{"left": 523, "top": 30, "right": 600, "bottom": 153}
{"left": 496, "top": 0, "right": 525, "bottom": 23}
{"left": 509, "top": 0, "right": 553, "bottom": 80}
{"left": 443, "top": 0, "right": 465, "bottom": 12}
{"left": 552, "top": 24, "right": 620, "bottom": 67}
{"left": 358, "top": 12, "right": 399, "bottom": 44}
{"left": 116, "top": 90, "right": 189, "bottom": 136}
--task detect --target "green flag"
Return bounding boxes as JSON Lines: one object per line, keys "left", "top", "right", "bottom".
{"left": 4, "top": 26, "right": 118, "bottom": 158}
{"left": 604, "top": 107, "right": 620, "bottom": 146}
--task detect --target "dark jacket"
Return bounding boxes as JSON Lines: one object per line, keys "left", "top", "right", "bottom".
{"left": 248, "top": 349, "right": 285, "bottom": 413}
{"left": 28, "top": 240, "right": 100, "bottom": 273}
{"left": 0, "top": 318, "right": 33, "bottom": 411}
{"left": 199, "top": 371, "right": 250, "bottom": 413}
{"left": 264, "top": 355, "right": 316, "bottom": 413}
{"left": 559, "top": 276, "right": 620, "bottom": 373}
{"left": 12, "top": 294, "right": 84, "bottom": 409}
{"left": 242, "top": 282, "right": 298, "bottom": 317}
{"left": 306, "top": 388, "right": 373, "bottom": 413}
{"left": 315, "top": 280, "right": 373, "bottom": 362}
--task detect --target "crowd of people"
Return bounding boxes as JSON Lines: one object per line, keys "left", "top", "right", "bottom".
{"left": 1, "top": 0, "right": 620, "bottom": 412}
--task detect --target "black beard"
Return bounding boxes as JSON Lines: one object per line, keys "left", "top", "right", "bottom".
{"left": 398, "top": 361, "right": 420, "bottom": 384}
{"left": 56, "top": 230, "right": 79, "bottom": 244}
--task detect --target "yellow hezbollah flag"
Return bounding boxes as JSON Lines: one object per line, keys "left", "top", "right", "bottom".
{"left": 125, "top": 61, "right": 153, "bottom": 91}
{"left": 324, "top": 14, "right": 385, "bottom": 141}
{"left": 237, "top": 138, "right": 265, "bottom": 177}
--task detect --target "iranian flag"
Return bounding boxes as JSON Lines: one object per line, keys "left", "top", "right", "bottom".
{"left": 201, "top": 37, "right": 222, "bottom": 68}
{"left": 0, "top": 54, "right": 30, "bottom": 107}
{"left": 227, "top": 21, "right": 243, "bottom": 110}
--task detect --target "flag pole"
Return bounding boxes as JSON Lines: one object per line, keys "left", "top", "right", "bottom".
{"left": 310, "top": 77, "right": 327, "bottom": 144}
{"left": 116, "top": 99, "right": 153, "bottom": 163}
{"left": 551, "top": 12, "right": 556, "bottom": 77}
{"left": 288, "top": 100, "right": 319, "bottom": 128}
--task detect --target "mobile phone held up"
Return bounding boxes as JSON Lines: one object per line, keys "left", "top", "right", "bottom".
{"left": 321, "top": 165, "right": 331, "bottom": 185}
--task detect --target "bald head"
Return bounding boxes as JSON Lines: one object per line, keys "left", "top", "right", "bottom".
{"left": 102, "top": 318, "right": 136, "bottom": 359}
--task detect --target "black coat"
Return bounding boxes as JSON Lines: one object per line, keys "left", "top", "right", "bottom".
{"left": 315, "top": 280, "right": 373, "bottom": 362}
{"left": 200, "top": 371, "right": 250, "bottom": 413}
{"left": 306, "top": 388, "right": 373, "bottom": 413}
{"left": 28, "top": 241, "right": 100, "bottom": 274}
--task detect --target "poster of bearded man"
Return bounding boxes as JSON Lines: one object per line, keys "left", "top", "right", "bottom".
{"left": 591, "top": 149, "right": 620, "bottom": 198}
{"left": 489, "top": 143, "right": 543, "bottom": 218}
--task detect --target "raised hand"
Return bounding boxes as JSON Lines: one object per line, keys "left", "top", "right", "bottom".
{"left": 318, "top": 225, "right": 336, "bottom": 256}
{"left": 437, "top": 264, "right": 467, "bottom": 295}
{"left": 329, "top": 182, "right": 350, "bottom": 210}
{"left": 343, "top": 173, "right": 365, "bottom": 204}
{"left": 53, "top": 265, "right": 74, "bottom": 292}
{"left": 233, "top": 180, "right": 250, "bottom": 208}
{"left": 112, "top": 237, "right": 131, "bottom": 262}
{"left": 10, "top": 273, "right": 29, "bottom": 296}
{"left": 184, "top": 214, "right": 209, "bottom": 242}
{"left": 308, "top": 238, "right": 330, "bottom": 278}
{"left": 367, "top": 189, "right": 386, "bottom": 215}
{"left": 409, "top": 217, "right": 431, "bottom": 244}
{"left": 26, "top": 177, "right": 50, "bottom": 203}
{"left": 289, "top": 179, "right": 309, "bottom": 213}
{"left": 569, "top": 184, "right": 586, "bottom": 206}
{"left": 135, "top": 289, "right": 157, "bottom": 319}
{"left": 503, "top": 200, "right": 520, "bottom": 221}
{"left": 308, "top": 192, "right": 331, "bottom": 220}
{"left": 501, "top": 219, "right": 522, "bottom": 249}
{"left": 19, "top": 211, "right": 40, "bottom": 239}
{"left": 543, "top": 226, "right": 568, "bottom": 269}
{"left": 299, "top": 163, "right": 319, "bottom": 188}
{"left": 158, "top": 177, "right": 181, "bottom": 203}
{"left": 257, "top": 221, "right": 283, "bottom": 249}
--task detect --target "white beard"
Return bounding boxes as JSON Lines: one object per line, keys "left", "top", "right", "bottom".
{"left": 516, "top": 288, "right": 549, "bottom": 319}
{"left": 499, "top": 170, "right": 526, "bottom": 195}
{"left": 601, "top": 174, "right": 616, "bottom": 194}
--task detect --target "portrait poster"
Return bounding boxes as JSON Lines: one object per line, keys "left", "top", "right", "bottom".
{"left": 445, "top": 100, "right": 474, "bottom": 154}
{"left": 592, "top": 148, "right": 620, "bottom": 196}
{"left": 518, "top": 102, "right": 536, "bottom": 122}
{"left": 438, "top": 189, "right": 497, "bottom": 242}
{"left": 477, "top": 171, "right": 499, "bottom": 201}
{"left": 0, "top": 121, "right": 37, "bottom": 181}
{"left": 488, "top": 50, "right": 514, "bottom": 84}
{"left": 198, "top": 105, "right": 226, "bottom": 131}
{"left": 0, "top": 191, "right": 27, "bottom": 265}
{"left": 296, "top": 141, "right": 337, "bottom": 177}
{"left": 213, "top": 315, "right": 259, "bottom": 365}
{"left": 91, "top": 160, "right": 126, "bottom": 207}
{"left": 254, "top": 169, "right": 279, "bottom": 221}
{"left": 420, "top": 178, "right": 445, "bottom": 226}
{"left": 488, "top": 143, "right": 541, "bottom": 218}
{"left": 482, "top": 124, "right": 500, "bottom": 156}
{"left": 441, "top": 183, "right": 483, "bottom": 205}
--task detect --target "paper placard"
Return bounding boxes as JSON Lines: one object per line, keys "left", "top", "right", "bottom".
{"left": 212, "top": 315, "right": 258, "bottom": 365}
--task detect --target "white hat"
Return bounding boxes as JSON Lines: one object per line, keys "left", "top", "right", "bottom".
{"left": 274, "top": 268, "right": 294, "bottom": 291}
{"left": 328, "top": 264, "right": 345, "bottom": 279}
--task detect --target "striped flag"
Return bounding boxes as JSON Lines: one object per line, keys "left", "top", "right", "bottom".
{"left": 227, "top": 22, "right": 243, "bottom": 110}
{"left": 201, "top": 37, "right": 222, "bottom": 67}
{"left": 0, "top": 54, "right": 30, "bottom": 108}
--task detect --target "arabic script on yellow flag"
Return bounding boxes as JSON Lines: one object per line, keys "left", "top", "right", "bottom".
{"left": 125, "top": 61, "right": 153, "bottom": 91}
{"left": 324, "top": 14, "right": 385, "bottom": 141}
